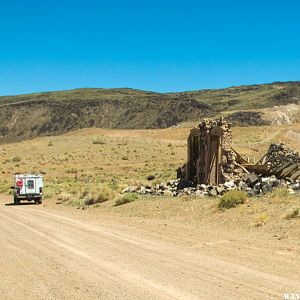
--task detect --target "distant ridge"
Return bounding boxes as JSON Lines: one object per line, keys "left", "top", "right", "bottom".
{"left": 0, "top": 81, "right": 299, "bottom": 143}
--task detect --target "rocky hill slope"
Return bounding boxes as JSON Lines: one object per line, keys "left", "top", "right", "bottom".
{"left": 0, "top": 81, "right": 299, "bottom": 143}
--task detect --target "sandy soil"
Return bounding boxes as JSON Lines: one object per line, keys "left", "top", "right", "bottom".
{"left": 0, "top": 195, "right": 299, "bottom": 300}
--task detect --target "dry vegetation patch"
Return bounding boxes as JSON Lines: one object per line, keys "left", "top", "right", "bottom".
{"left": 218, "top": 190, "right": 247, "bottom": 210}
{"left": 0, "top": 126, "right": 300, "bottom": 240}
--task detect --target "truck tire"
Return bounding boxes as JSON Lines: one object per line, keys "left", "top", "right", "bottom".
{"left": 35, "top": 198, "right": 42, "bottom": 205}
{"left": 14, "top": 195, "right": 20, "bottom": 205}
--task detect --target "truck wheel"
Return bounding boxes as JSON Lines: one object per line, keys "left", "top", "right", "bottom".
{"left": 14, "top": 195, "right": 20, "bottom": 205}
{"left": 35, "top": 199, "right": 42, "bottom": 205}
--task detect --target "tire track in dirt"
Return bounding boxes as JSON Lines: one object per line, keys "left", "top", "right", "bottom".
{"left": 1, "top": 205, "right": 299, "bottom": 299}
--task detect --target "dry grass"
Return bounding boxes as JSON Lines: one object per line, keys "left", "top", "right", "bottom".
{"left": 0, "top": 127, "right": 188, "bottom": 205}
{"left": 231, "top": 123, "right": 300, "bottom": 159}
{"left": 114, "top": 193, "right": 139, "bottom": 206}
{"left": 0, "top": 124, "right": 299, "bottom": 241}
{"left": 0, "top": 124, "right": 300, "bottom": 236}
{"left": 1, "top": 124, "right": 300, "bottom": 199}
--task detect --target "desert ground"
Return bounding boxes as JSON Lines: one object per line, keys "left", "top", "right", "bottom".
{"left": 0, "top": 125, "right": 300, "bottom": 299}
{"left": 0, "top": 193, "right": 300, "bottom": 300}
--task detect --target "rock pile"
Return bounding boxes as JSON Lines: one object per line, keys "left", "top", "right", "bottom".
{"left": 122, "top": 174, "right": 300, "bottom": 198}
{"left": 265, "top": 143, "right": 300, "bottom": 167}
{"left": 123, "top": 141, "right": 300, "bottom": 198}
{"left": 221, "top": 150, "right": 245, "bottom": 182}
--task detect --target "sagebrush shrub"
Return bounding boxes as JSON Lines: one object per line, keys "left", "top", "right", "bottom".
{"left": 286, "top": 208, "right": 299, "bottom": 219}
{"left": 83, "top": 189, "right": 111, "bottom": 205}
{"left": 92, "top": 137, "right": 106, "bottom": 145}
{"left": 218, "top": 190, "right": 247, "bottom": 210}
{"left": 114, "top": 193, "right": 138, "bottom": 206}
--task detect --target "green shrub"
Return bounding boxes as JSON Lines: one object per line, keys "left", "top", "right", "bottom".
{"left": 43, "top": 190, "right": 53, "bottom": 199}
{"left": 68, "top": 198, "right": 83, "bottom": 207}
{"left": 114, "top": 193, "right": 138, "bottom": 206}
{"left": 255, "top": 213, "right": 269, "bottom": 227}
{"left": 0, "top": 182, "right": 12, "bottom": 195}
{"left": 48, "top": 141, "right": 53, "bottom": 146}
{"left": 92, "top": 137, "right": 106, "bottom": 145}
{"left": 11, "top": 156, "right": 21, "bottom": 162}
{"left": 80, "top": 189, "right": 89, "bottom": 199}
{"left": 286, "top": 208, "right": 299, "bottom": 219}
{"left": 218, "top": 190, "right": 247, "bottom": 210}
{"left": 83, "top": 190, "right": 111, "bottom": 205}
{"left": 57, "top": 192, "right": 71, "bottom": 202}
{"left": 272, "top": 187, "right": 291, "bottom": 198}
{"left": 66, "top": 168, "right": 78, "bottom": 174}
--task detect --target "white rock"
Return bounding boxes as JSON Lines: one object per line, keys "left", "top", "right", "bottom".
{"left": 224, "top": 181, "right": 235, "bottom": 189}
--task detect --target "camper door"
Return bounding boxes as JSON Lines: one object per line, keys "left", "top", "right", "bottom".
{"left": 25, "top": 178, "right": 36, "bottom": 194}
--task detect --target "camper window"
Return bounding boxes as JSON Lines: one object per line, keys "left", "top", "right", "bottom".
{"left": 27, "top": 180, "right": 34, "bottom": 189}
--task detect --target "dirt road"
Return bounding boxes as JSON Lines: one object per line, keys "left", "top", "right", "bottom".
{"left": 0, "top": 199, "right": 299, "bottom": 299}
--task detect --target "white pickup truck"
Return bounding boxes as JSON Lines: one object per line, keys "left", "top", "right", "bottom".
{"left": 12, "top": 174, "right": 43, "bottom": 205}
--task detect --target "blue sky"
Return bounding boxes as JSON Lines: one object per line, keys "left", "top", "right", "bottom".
{"left": 0, "top": 0, "right": 299, "bottom": 95}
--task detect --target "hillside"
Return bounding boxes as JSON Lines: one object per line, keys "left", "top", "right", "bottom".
{"left": 0, "top": 81, "right": 299, "bottom": 143}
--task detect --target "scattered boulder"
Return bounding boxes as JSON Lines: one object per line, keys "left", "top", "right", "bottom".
{"left": 216, "top": 185, "right": 225, "bottom": 194}
{"left": 224, "top": 181, "right": 235, "bottom": 189}
{"left": 209, "top": 188, "right": 218, "bottom": 197}
{"left": 262, "top": 183, "right": 273, "bottom": 194}
{"left": 123, "top": 156, "right": 300, "bottom": 198}
{"left": 195, "top": 190, "right": 205, "bottom": 197}
{"left": 265, "top": 143, "right": 300, "bottom": 167}
{"left": 245, "top": 173, "right": 260, "bottom": 187}
{"left": 122, "top": 175, "right": 300, "bottom": 197}
{"left": 147, "top": 175, "right": 156, "bottom": 181}
{"left": 238, "top": 181, "right": 248, "bottom": 191}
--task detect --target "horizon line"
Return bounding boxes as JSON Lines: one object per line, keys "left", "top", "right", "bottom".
{"left": 0, "top": 80, "right": 299, "bottom": 98}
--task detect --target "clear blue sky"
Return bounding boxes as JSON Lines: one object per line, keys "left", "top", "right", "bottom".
{"left": 0, "top": 0, "right": 299, "bottom": 95}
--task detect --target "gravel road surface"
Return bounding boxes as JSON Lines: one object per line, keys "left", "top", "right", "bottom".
{"left": 0, "top": 199, "right": 299, "bottom": 299}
